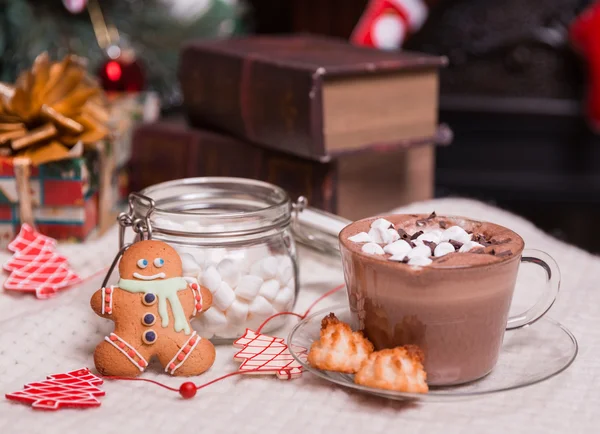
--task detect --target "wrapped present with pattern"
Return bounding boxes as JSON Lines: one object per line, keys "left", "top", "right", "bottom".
{"left": 0, "top": 52, "right": 158, "bottom": 245}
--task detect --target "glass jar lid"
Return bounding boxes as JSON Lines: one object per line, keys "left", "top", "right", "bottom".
{"left": 132, "top": 177, "right": 291, "bottom": 242}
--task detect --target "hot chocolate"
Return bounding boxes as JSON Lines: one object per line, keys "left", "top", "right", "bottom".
{"left": 342, "top": 213, "right": 523, "bottom": 268}
{"left": 339, "top": 214, "right": 557, "bottom": 386}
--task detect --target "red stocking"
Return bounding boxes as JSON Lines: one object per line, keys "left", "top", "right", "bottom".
{"left": 351, "top": 0, "right": 429, "bottom": 50}
{"left": 570, "top": 1, "right": 600, "bottom": 133}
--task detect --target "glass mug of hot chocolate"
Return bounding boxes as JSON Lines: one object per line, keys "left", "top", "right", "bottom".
{"left": 339, "top": 214, "right": 560, "bottom": 386}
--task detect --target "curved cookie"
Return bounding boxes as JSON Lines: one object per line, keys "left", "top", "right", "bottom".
{"left": 307, "top": 313, "right": 374, "bottom": 373}
{"left": 354, "top": 346, "right": 428, "bottom": 393}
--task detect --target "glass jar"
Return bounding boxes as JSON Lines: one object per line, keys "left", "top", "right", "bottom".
{"left": 127, "top": 177, "right": 299, "bottom": 342}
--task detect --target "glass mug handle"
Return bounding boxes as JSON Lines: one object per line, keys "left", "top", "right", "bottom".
{"left": 506, "top": 249, "right": 561, "bottom": 330}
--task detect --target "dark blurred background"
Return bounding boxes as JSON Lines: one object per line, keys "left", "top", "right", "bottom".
{"left": 2, "top": 0, "right": 598, "bottom": 252}
{"left": 247, "top": 0, "right": 600, "bottom": 252}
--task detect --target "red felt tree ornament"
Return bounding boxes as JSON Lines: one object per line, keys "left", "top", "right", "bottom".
{"left": 351, "top": 0, "right": 429, "bottom": 50}
{"left": 3, "top": 224, "right": 81, "bottom": 299}
{"left": 570, "top": 1, "right": 600, "bottom": 133}
{"left": 6, "top": 368, "right": 105, "bottom": 411}
{"left": 233, "top": 329, "right": 307, "bottom": 380}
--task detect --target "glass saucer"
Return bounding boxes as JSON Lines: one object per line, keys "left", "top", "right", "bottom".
{"left": 288, "top": 305, "right": 578, "bottom": 401}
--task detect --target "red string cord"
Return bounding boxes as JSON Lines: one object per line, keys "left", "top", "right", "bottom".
{"left": 102, "top": 283, "right": 345, "bottom": 397}
{"left": 256, "top": 283, "right": 345, "bottom": 333}
{"left": 78, "top": 267, "right": 110, "bottom": 284}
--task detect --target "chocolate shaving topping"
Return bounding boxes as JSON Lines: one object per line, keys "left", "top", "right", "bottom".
{"left": 471, "top": 248, "right": 486, "bottom": 254}
{"left": 439, "top": 221, "right": 448, "bottom": 229}
{"left": 401, "top": 256, "right": 410, "bottom": 263}
{"left": 423, "top": 241, "right": 437, "bottom": 251}
{"left": 490, "top": 238, "right": 511, "bottom": 245}
{"left": 416, "top": 211, "right": 436, "bottom": 227}
{"left": 449, "top": 240, "right": 463, "bottom": 250}
{"left": 409, "top": 241, "right": 417, "bottom": 248}
{"left": 496, "top": 250, "right": 513, "bottom": 257}
{"left": 397, "top": 228, "right": 411, "bottom": 241}
{"left": 472, "top": 234, "right": 492, "bottom": 247}
{"left": 410, "top": 231, "right": 423, "bottom": 240}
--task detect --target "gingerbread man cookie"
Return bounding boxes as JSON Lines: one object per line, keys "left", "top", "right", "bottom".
{"left": 91, "top": 240, "right": 216, "bottom": 377}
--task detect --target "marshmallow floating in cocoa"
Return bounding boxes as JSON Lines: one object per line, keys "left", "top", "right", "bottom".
{"left": 440, "top": 226, "right": 472, "bottom": 244}
{"left": 370, "top": 218, "right": 394, "bottom": 230}
{"left": 348, "top": 232, "right": 372, "bottom": 243}
{"left": 379, "top": 228, "right": 400, "bottom": 244}
{"left": 388, "top": 254, "right": 409, "bottom": 262}
{"left": 361, "top": 242, "right": 385, "bottom": 255}
{"left": 408, "top": 256, "right": 433, "bottom": 266}
{"left": 383, "top": 240, "right": 412, "bottom": 256}
{"left": 367, "top": 227, "right": 385, "bottom": 243}
{"left": 459, "top": 241, "right": 485, "bottom": 253}
{"left": 434, "top": 242, "right": 455, "bottom": 257}
{"left": 417, "top": 230, "right": 443, "bottom": 244}
{"left": 407, "top": 244, "right": 432, "bottom": 259}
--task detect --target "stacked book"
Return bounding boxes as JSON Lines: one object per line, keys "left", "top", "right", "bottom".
{"left": 131, "top": 34, "right": 449, "bottom": 220}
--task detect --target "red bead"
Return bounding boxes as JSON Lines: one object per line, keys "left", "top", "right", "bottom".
{"left": 182, "top": 345, "right": 191, "bottom": 354}
{"left": 195, "top": 295, "right": 201, "bottom": 301}
{"left": 109, "top": 335, "right": 118, "bottom": 341}
{"left": 105, "top": 287, "right": 112, "bottom": 294}
{"left": 179, "top": 382, "right": 197, "bottom": 399}
{"left": 138, "top": 359, "right": 147, "bottom": 368}
{"left": 169, "top": 363, "right": 176, "bottom": 371}
{"left": 128, "top": 350, "right": 136, "bottom": 358}
{"left": 105, "top": 306, "right": 112, "bottom": 314}
{"left": 177, "top": 353, "right": 185, "bottom": 361}
{"left": 195, "top": 303, "right": 202, "bottom": 311}
{"left": 118, "top": 342, "right": 126, "bottom": 349}
{"left": 189, "top": 337, "right": 197, "bottom": 345}
{"left": 191, "top": 283, "right": 198, "bottom": 290}
{"left": 104, "top": 295, "right": 111, "bottom": 302}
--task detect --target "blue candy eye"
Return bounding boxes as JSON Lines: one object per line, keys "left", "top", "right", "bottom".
{"left": 154, "top": 258, "right": 164, "bottom": 268}
{"left": 137, "top": 259, "right": 148, "bottom": 269}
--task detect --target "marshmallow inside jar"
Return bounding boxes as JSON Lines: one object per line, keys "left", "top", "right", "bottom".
{"left": 130, "top": 178, "right": 299, "bottom": 343}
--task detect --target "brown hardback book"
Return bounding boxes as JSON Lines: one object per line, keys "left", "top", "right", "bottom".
{"left": 130, "top": 119, "right": 439, "bottom": 221}
{"left": 179, "top": 34, "right": 447, "bottom": 162}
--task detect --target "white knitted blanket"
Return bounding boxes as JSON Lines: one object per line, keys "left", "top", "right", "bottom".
{"left": 0, "top": 198, "right": 596, "bottom": 434}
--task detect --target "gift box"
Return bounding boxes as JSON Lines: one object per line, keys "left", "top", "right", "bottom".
{"left": 0, "top": 193, "right": 99, "bottom": 245}
{"left": 0, "top": 155, "right": 96, "bottom": 206}
{"left": 0, "top": 52, "right": 159, "bottom": 246}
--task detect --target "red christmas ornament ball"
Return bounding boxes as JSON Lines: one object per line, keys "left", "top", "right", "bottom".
{"left": 179, "top": 382, "right": 197, "bottom": 399}
{"left": 97, "top": 48, "right": 145, "bottom": 93}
